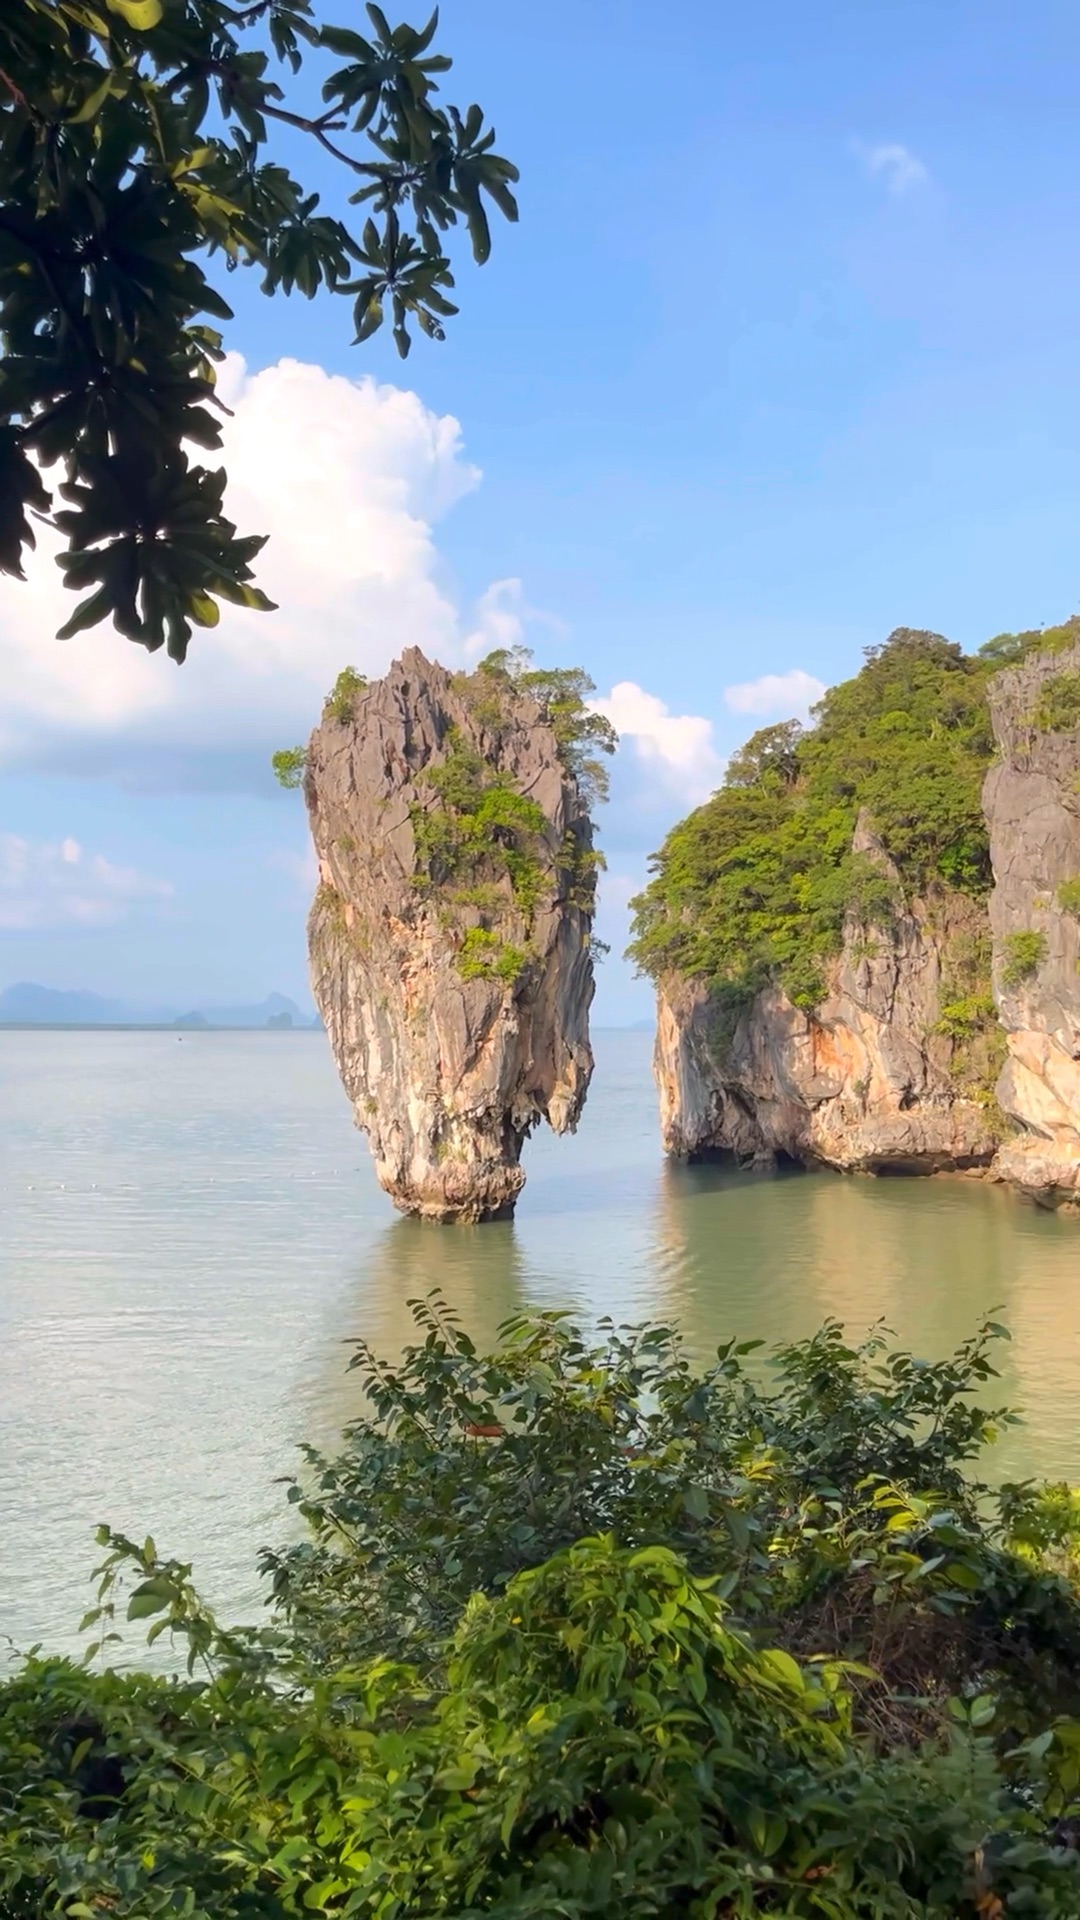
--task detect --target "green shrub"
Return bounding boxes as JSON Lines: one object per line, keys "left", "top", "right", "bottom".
{"left": 323, "top": 664, "right": 368, "bottom": 723}
{"left": 271, "top": 744, "right": 307, "bottom": 788}
{"left": 1001, "top": 929, "right": 1048, "bottom": 988}
{"left": 411, "top": 733, "right": 548, "bottom": 924}
{"left": 1057, "top": 877, "right": 1080, "bottom": 917}
{"left": 6, "top": 1305, "right": 1080, "bottom": 1916}
{"left": 456, "top": 925, "right": 529, "bottom": 984}
{"left": 933, "top": 992, "right": 997, "bottom": 1040}
{"left": 1034, "top": 670, "right": 1080, "bottom": 733}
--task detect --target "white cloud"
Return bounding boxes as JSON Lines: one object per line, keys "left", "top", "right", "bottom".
{"left": 462, "top": 577, "right": 569, "bottom": 662}
{"left": 724, "top": 669, "right": 825, "bottom": 720}
{"left": 854, "top": 141, "right": 930, "bottom": 197}
{"left": 0, "top": 834, "right": 172, "bottom": 930}
{"left": 0, "top": 356, "right": 504, "bottom": 785}
{"left": 593, "top": 682, "right": 722, "bottom": 806}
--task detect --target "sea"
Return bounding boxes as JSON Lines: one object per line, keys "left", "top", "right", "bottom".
{"left": 1, "top": 1025, "right": 1078, "bottom": 1662}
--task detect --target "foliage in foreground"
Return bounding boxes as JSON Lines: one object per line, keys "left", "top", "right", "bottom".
{"left": 6, "top": 1303, "right": 1080, "bottom": 1915}
{"left": 1, "top": 0, "right": 517, "bottom": 657}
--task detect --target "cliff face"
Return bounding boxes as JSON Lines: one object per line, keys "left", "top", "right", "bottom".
{"left": 303, "top": 650, "right": 600, "bottom": 1221}
{"left": 655, "top": 818, "right": 998, "bottom": 1175}
{"left": 984, "top": 643, "right": 1080, "bottom": 1206}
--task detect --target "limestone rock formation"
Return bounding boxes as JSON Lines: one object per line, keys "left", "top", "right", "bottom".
{"left": 303, "top": 650, "right": 604, "bottom": 1221}
{"left": 654, "top": 817, "right": 998, "bottom": 1175}
{"left": 984, "top": 641, "right": 1080, "bottom": 1206}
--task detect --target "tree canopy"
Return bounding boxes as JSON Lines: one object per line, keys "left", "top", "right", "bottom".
{"left": 628, "top": 628, "right": 998, "bottom": 1011}
{"left": 0, "top": 0, "right": 518, "bottom": 659}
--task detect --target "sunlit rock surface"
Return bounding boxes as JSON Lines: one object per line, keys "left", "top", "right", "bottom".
{"left": 303, "top": 650, "right": 599, "bottom": 1220}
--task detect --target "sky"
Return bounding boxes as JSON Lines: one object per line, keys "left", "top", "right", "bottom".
{"left": 3, "top": 0, "right": 1080, "bottom": 1022}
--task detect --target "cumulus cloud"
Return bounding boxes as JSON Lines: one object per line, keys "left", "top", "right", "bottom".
{"left": 0, "top": 356, "right": 503, "bottom": 788}
{"left": 724, "top": 669, "right": 825, "bottom": 721}
{"left": 0, "top": 834, "right": 172, "bottom": 930}
{"left": 854, "top": 141, "right": 930, "bottom": 197}
{"left": 593, "top": 682, "right": 723, "bottom": 807}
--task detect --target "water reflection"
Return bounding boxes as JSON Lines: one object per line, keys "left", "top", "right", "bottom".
{"left": 647, "top": 1159, "right": 1080, "bottom": 1483}
{"left": 3, "top": 1026, "right": 1078, "bottom": 1658}
{"left": 306, "top": 1215, "right": 529, "bottom": 1448}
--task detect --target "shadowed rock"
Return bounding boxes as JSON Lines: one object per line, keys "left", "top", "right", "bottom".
{"left": 984, "top": 637, "right": 1080, "bottom": 1207}
{"left": 303, "top": 650, "right": 603, "bottom": 1221}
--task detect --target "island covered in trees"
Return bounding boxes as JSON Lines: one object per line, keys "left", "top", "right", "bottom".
{"left": 631, "top": 622, "right": 1080, "bottom": 1208}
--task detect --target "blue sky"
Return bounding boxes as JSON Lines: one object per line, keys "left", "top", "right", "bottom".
{"left": 3, "top": 0, "right": 1080, "bottom": 1021}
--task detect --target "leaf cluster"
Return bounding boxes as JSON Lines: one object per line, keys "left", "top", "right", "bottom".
{"left": 467, "top": 645, "right": 619, "bottom": 809}
{"left": 455, "top": 924, "right": 528, "bottom": 984}
{"left": 322, "top": 664, "right": 368, "bottom": 723}
{"left": 0, "top": 0, "right": 517, "bottom": 656}
{"left": 1001, "top": 929, "right": 1048, "bottom": 990}
{"left": 628, "top": 629, "right": 998, "bottom": 1011}
{"left": 7, "top": 1306, "right": 1080, "bottom": 1914}
{"left": 271, "top": 742, "right": 307, "bottom": 787}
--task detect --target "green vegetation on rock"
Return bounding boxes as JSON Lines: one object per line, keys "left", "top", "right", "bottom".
{"left": 1034, "top": 671, "right": 1080, "bottom": 735}
{"left": 456, "top": 926, "right": 529, "bottom": 984}
{"left": 274, "top": 651, "right": 612, "bottom": 989}
{"left": 271, "top": 664, "right": 368, "bottom": 785}
{"left": 412, "top": 731, "right": 546, "bottom": 895}
{"left": 978, "top": 616, "right": 1080, "bottom": 670}
{"left": 454, "top": 646, "right": 618, "bottom": 806}
{"left": 271, "top": 745, "right": 308, "bottom": 789}
{"left": 411, "top": 651, "right": 614, "bottom": 986}
{"left": 6, "top": 1300, "right": 1080, "bottom": 1916}
{"left": 1058, "top": 878, "right": 1080, "bottom": 917}
{"left": 629, "top": 630, "right": 997, "bottom": 1012}
{"left": 1001, "top": 929, "right": 1049, "bottom": 989}
{"left": 323, "top": 666, "right": 369, "bottom": 725}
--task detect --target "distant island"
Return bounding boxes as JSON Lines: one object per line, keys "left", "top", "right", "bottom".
{"left": 0, "top": 983, "right": 321, "bottom": 1030}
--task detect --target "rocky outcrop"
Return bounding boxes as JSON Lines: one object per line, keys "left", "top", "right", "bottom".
{"left": 303, "top": 650, "right": 599, "bottom": 1221}
{"left": 984, "top": 642, "right": 1080, "bottom": 1207}
{"left": 655, "top": 816, "right": 998, "bottom": 1175}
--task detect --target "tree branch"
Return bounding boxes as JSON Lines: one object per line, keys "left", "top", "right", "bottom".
{"left": 0, "top": 63, "right": 30, "bottom": 112}
{"left": 259, "top": 98, "right": 373, "bottom": 176}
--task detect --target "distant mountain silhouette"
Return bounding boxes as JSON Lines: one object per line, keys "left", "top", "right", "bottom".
{"left": 0, "top": 982, "right": 318, "bottom": 1028}
{"left": 0, "top": 983, "right": 143, "bottom": 1024}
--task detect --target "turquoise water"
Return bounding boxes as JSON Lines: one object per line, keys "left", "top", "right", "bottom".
{"left": 1, "top": 1026, "right": 1078, "bottom": 1659}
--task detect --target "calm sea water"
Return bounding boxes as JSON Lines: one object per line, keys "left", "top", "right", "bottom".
{"left": 2, "top": 1026, "right": 1078, "bottom": 1661}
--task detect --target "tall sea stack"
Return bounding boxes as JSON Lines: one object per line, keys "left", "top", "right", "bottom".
{"left": 303, "top": 649, "right": 608, "bottom": 1221}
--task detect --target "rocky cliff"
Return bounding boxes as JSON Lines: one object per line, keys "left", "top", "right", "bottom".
{"left": 984, "top": 641, "right": 1080, "bottom": 1206}
{"left": 654, "top": 816, "right": 998, "bottom": 1174}
{"left": 303, "top": 650, "right": 605, "bottom": 1221}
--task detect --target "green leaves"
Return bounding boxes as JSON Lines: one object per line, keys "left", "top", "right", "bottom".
{"left": 104, "top": 0, "right": 162, "bottom": 26}
{"left": 272, "top": 745, "right": 309, "bottom": 789}
{"left": 0, "top": 424, "right": 51, "bottom": 577}
{"left": 0, "top": 0, "right": 517, "bottom": 656}
{"left": 4, "top": 1306, "right": 1080, "bottom": 1914}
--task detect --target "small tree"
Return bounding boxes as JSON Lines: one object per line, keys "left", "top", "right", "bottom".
{"left": 0, "top": 1, "right": 518, "bottom": 659}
